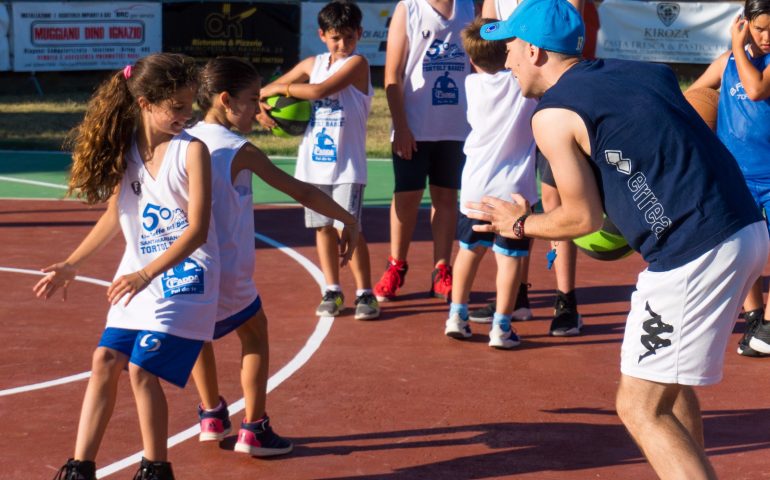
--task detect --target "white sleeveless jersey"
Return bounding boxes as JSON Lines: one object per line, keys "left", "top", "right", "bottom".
{"left": 187, "top": 121, "right": 259, "bottom": 321}
{"left": 397, "top": 0, "right": 473, "bottom": 141}
{"left": 460, "top": 71, "right": 538, "bottom": 215}
{"left": 494, "top": 0, "right": 521, "bottom": 20}
{"left": 296, "top": 52, "right": 373, "bottom": 185}
{"left": 107, "top": 132, "right": 220, "bottom": 341}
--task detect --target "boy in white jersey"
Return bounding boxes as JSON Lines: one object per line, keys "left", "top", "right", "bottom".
{"left": 257, "top": 0, "right": 379, "bottom": 320}
{"left": 444, "top": 17, "right": 538, "bottom": 348}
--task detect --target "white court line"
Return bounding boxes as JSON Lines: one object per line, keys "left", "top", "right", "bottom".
{"left": 96, "top": 232, "right": 331, "bottom": 478}
{"left": 0, "top": 268, "right": 111, "bottom": 397}
{"left": 0, "top": 175, "right": 68, "bottom": 190}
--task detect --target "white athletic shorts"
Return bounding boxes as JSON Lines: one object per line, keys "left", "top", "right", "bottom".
{"left": 620, "top": 221, "right": 768, "bottom": 386}
{"left": 304, "top": 183, "right": 364, "bottom": 230}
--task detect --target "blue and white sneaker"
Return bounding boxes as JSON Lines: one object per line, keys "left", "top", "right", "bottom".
{"left": 488, "top": 324, "right": 521, "bottom": 349}
{"left": 445, "top": 313, "right": 472, "bottom": 339}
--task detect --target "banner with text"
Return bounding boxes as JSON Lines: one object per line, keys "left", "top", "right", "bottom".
{"left": 596, "top": 0, "right": 743, "bottom": 64}
{"left": 11, "top": 2, "right": 161, "bottom": 72}
{"left": 163, "top": 2, "right": 299, "bottom": 76}
{"left": 0, "top": 3, "right": 10, "bottom": 70}
{"left": 300, "top": 2, "right": 393, "bottom": 66}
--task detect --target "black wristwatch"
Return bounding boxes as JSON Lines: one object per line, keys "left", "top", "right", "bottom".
{"left": 512, "top": 214, "right": 530, "bottom": 239}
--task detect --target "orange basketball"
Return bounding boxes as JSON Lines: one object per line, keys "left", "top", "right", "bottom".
{"left": 684, "top": 87, "right": 719, "bottom": 131}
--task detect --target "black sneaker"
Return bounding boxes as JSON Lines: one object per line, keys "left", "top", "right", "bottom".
{"left": 132, "top": 458, "right": 174, "bottom": 480}
{"left": 549, "top": 290, "right": 582, "bottom": 337}
{"left": 512, "top": 283, "right": 533, "bottom": 321}
{"left": 737, "top": 309, "right": 766, "bottom": 357}
{"left": 748, "top": 318, "right": 770, "bottom": 355}
{"left": 53, "top": 459, "right": 96, "bottom": 480}
{"left": 469, "top": 301, "right": 495, "bottom": 324}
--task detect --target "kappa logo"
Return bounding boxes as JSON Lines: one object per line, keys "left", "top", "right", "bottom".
{"left": 421, "top": 29, "right": 430, "bottom": 39}
{"left": 139, "top": 334, "right": 162, "bottom": 352}
{"left": 605, "top": 150, "right": 632, "bottom": 175}
{"left": 638, "top": 302, "right": 673, "bottom": 363}
{"left": 656, "top": 3, "right": 680, "bottom": 27}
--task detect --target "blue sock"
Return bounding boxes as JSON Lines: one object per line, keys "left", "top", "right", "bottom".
{"left": 450, "top": 303, "right": 469, "bottom": 320}
{"left": 493, "top": 312, "right": 512, "bottom": 331}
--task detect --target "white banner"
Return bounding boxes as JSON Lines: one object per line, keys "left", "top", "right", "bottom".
{"left": 596, "top": 0, "right": 743, "bottom": 64}
{"left": 11, "top": 2, "right": 162, "bottom": 72}
{"left": 300, "top": 2, "right": 393, "bottom": 67}
{"left": 0, "top": 3, "right": 9, "bottom": 70}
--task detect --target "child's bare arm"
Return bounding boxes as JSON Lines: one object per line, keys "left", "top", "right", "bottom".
{"left": 273, "top": 55, "right": 370, "bottom": 100}
{"left": 260, "top": 57, "right": 315, "bottom": 99}
{"left": 231, "top": 145, "right": 359, "bottom": 265}
{"left": 384, "top": 2, "right": 417, "bottom": 159}
{"left": 688, "top": 51, "right": 729, "bottom": 91}
{"left": 33, "top": 192, "right": 121, "bottom": 300}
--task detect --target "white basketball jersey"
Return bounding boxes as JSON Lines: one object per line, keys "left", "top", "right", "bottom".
{"left": 296, "top": 52, "right": 373, "bottom": 185}
{"left": 494, "top": 0, "right": 521, "bottom": 20}
{"left": 460, "top": 71, "right": 538, "bottom": 215}
{"left": 187, "top": 121, "right": 259, "bottom": 321}
{"left": 107, "top": 132, "right": 220, "bottom": 341}
{"left": 397, "top": 0, "right": 473, "bottom": 141}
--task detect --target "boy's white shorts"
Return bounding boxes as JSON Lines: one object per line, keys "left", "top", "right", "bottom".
{"left": 620, "top": 221, "right": 768, "bottom": 386}
{"left": 304, "top": 183, "right": 364, "bottom": 230}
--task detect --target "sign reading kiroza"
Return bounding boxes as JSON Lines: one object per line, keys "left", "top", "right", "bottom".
{"left": 11, "top": 2, "right": 161, "bottom": 72}
{"left": 596, "top": 0, "right": 743, "bottom": 64}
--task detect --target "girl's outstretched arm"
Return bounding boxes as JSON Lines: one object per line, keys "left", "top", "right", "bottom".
{"left": 33, "top": 190, "right": 121, "bottom": 300}
{"left": 232, "top": 144, "right": 359, "bottom": 266}
{"left": 107, "top": 139, "right": 213, "bottom": 306}
{"left": 688, "top": 51, "right": 729, "bottom": 91}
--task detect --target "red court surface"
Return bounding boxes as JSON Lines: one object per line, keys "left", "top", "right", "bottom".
{"left": 1, "top": 199, "right": 769, "bottom": 479}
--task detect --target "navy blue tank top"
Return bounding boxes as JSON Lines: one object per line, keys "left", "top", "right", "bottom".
{"left": 535, "top": 59, "right": 761, "bottom": 271}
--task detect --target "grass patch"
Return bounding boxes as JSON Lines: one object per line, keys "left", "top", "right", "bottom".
{"left": 0, "top": 89, "right": 394, "bottom": 158}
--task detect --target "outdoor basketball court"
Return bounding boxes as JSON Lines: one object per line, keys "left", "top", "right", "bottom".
{"left": 1, "top": 150, "right": 769, "bottom": 479}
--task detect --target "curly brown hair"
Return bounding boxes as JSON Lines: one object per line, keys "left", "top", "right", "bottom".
{"left": 66, "top": 53, "right": 199, "bottom": 204}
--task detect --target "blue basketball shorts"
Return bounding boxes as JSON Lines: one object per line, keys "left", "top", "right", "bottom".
{"left": 457, "top": 213, "right": 530, "bottom": 257}
{"left": 392, "top": 141, "right": 465, "bottom": 192}
{"left": 213, "top": 296, "right": 262, "bottom": 340}
{"left": 98, "top": 328, "right": 204, "bottom": 388}
{"left": 744, "top": 176, "right": 770, "bottom": 237}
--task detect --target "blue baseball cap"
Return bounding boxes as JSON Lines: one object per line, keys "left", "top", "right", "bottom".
{"left": 480, "top": 0, "right": 585, "bottom": 56}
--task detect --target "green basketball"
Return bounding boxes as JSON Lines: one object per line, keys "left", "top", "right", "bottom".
{"left": 573, "top": 216, "right": 633, "bottom": 261}
{"left": 265, "top": 95, "right": 311, "bottom": 138}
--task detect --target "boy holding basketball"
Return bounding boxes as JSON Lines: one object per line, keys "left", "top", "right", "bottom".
{"left": 443, "top": 17, "right": 537, "bottom": 348}
{"left": 257, "top": 0, "right": 379, "bottom": 320}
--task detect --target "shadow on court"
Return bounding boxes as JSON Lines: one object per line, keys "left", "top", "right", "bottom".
{"left": 260, "top": 407, "right": 770, "bottom": 479}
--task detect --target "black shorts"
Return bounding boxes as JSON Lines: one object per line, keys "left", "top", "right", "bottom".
{"left": 457, "top": 213, "right": 531, "bottom": 256}
{"left": 392, "top": 140, "right": 466, "bottom": 192}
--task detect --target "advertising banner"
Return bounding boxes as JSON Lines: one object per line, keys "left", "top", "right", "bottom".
{"left": 300, "top": 2, "right": 393, "bottom": 66}
{"left": 11, "top": 2, "right": 161, "bottom": 72}
{"left": 0, "top": 3, "right": 9, "bottom": 70}
{"left": 596, "top": 0, "right": 743, "bottom": 64}
{"left": 163, "top": 2, "right": 299, "bottom": 75}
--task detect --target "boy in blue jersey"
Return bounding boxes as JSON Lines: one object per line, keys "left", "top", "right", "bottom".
{"left": 688, "top": 0, "right": 770, "bottom": 357}
{"left": 467, "top": 0, "right": 769, "bottom": 478}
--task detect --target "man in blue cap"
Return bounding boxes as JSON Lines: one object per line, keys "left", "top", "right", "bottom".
{"left": 466, "top": 0, "right": 769, "bottom": 478}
